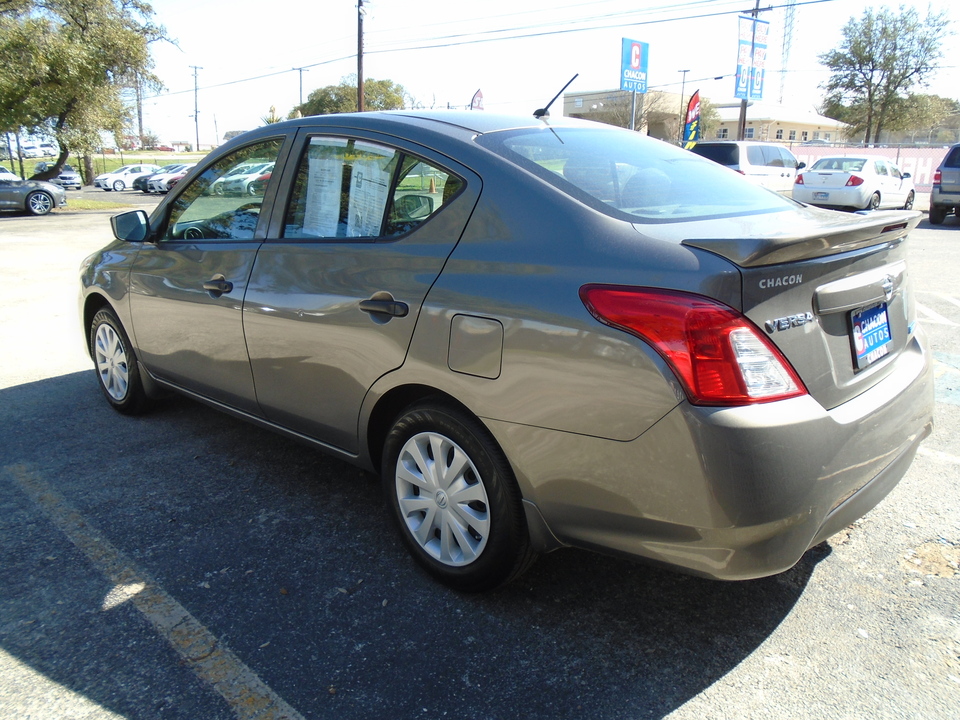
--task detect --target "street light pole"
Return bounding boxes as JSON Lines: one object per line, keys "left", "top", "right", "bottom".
{"left": 678, "top": 69, "right": 689, "bottom": 143}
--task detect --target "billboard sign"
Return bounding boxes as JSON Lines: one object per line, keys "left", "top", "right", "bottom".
{"left": 735, "top": 16, "right": 769, "bottom": 100}
{"left": 621, "top": 38, "right": 649, "bottom": 93}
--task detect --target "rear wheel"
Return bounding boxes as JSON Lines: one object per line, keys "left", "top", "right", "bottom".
{"left": 929, "top": 205, "right": 947, "bottom": 225}
{"left": 89, "top": 308, "right": 151, "bottom": 415}
{"left": 382, "top": 400, "right": 537, "bottom": 592}
{"left": 865, "top": 192, "right": 881, "bottom": 211}
{"left": 903, "top": 191, "right": 914, "bottom": 210}
{"left": 25, "top": 191, "right": 53, "bottom": 216}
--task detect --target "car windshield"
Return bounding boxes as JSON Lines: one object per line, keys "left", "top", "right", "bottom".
{"left": 811, "top": 158, "right": 866, "bottom": 172}
{"left": 477, "top": 126, "right": 791, "bottom": 222}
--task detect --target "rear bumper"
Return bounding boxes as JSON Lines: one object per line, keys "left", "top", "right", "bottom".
{"left": 491, "top": 329, "right": 934, "bottom": 580}
{"left": 931, "top": 187, "right": 960, "bottom": 208}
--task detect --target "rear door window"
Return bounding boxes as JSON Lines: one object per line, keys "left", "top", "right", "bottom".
{"left": 283, "top": 136, "right": 462, "bottom": 240}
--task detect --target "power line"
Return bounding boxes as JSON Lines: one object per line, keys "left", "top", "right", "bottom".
{"left": 147, "top": 0, "right": 839, "bottom": 101}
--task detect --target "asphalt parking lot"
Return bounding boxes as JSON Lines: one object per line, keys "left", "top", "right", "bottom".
{"left": 1, "top": 204, "right": 958, "bottom": 719}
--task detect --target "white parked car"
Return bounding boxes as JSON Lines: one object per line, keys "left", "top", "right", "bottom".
{"left": 94, "top": 164, "right": 162, "bottom": 192}
{"left": 147, "top": 163, "right": 196, "bottom": 193}
{"left": 688, "top": 141, "right": 804, "bottom": 195}
{"left": 209, "top": 161, "right": 274, "bottom": 196}
{"left": 793, "top": 156, "right": 915, "bottom": 211}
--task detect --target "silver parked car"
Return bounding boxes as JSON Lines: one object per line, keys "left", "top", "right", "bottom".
{"left": 80, "top": 112, "right": 934, "bottom": 591}
{"left": 0, "top": 172, "right": 67, "bottom": 215}
{"left": 930, "top": 143, "right": 960, "bottom": 225}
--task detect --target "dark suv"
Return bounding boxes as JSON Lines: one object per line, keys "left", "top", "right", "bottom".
{"left": 930, "top": 143, "right": 960, "bottom": 225}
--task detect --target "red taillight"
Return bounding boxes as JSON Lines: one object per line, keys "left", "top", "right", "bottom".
{"left": 579, "top": 285, "right": 807, "bottom": 406}
{"left": 845, "top": 175, "right": 865, "bottom": 187}
{"left": 795, "top": 174, "right": 805, "bottom": 185}
{"left": 933, "top": 170, "right": 941, "bottom": 187}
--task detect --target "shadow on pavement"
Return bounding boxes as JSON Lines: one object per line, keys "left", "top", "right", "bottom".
{"left": 1, "top": 371, "right": 828, "bottom": 720}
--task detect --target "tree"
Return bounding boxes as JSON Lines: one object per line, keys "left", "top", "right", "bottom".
{"left": 261, "top": 105, "right": 282, "bottom": 125}
{"left": 0, "top": 0, "right": 166, "bottom": 181}
{"left": 819, "top": 5, "right": 951, "bottom": 144}
{"left": 293, "top": 75, "right": 407, "bottom": 117}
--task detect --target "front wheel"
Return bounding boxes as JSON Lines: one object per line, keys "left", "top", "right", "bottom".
{"left": 903, "top": 191, "right": 915, "bottom": 210}
{"left": 89, "top": 308, "right": 151, "bottom": 415}
{"left": 112, "top": 179, "right": 125, "bottom": 192}
{"left": 929, "top": 205, "right": 947, "bottom": 225}
{"left": 25, "top": 191, "right": 53, "bottom": 215}
{"left": 382, "top": 401, "right": 537, "bottom": 592}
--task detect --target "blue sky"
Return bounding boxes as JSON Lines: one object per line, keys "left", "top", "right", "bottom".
{"left": 142, "top": 0, "right": 959, "bottom": 145}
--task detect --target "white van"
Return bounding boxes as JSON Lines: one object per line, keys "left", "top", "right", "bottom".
{"left": 689, "top": 141, "right": 805, "bottom": 195}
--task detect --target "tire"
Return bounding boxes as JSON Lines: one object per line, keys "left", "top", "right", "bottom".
{"left": 89, "top": 308, "right": 151, "bottom": 415}
{"left": 929, "top": 205, "right": 947, "bottom": 225}
{"left": 112, "top": 179, "right": 125, "bottom": 192}
{"left": 903, "top": 191, "right": 914, "bottom": 210}
{"left": 25, "top": 191, "right": 53, "bottom": 216}
{"left": 865, "top": 192, "right": 880, "bottom": 211}
{"left": 382, "top": 400, "right": 537, "bottom": 592}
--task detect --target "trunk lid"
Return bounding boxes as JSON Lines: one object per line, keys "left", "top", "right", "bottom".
{"left": 676, "top": 207, "right": 922, "bottom": 409}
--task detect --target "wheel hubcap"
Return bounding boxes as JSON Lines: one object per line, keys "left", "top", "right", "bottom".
{"left": 395, "top": 432, "right": 490, "bottom": 566}
{"left": 94, "top": 323, "right": 129, "bottom": 401}
{"left": 29, "top": 194, "right": 51, "bottom": 213}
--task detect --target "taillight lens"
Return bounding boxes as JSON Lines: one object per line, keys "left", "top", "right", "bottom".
{"left": 845, "top": 175, "right": 865, "bottom": 187}
{"left": 579, "top": 285, "right": 807, "bottom": 406}
{"left": 933, "top": 170, "right": 941, "bottom": 187}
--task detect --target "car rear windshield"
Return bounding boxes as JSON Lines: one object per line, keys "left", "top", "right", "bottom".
{"left": 476, "top": 126, "right": 791, "bottom": 222}
{"left": 811, "top": 158, "right": 866, "bottom": 172}
{"left": 688, "top": 143, "right": 739, "bottom": 166}
{"left": 944, "top": 146, "right": 960, "bottom": 168}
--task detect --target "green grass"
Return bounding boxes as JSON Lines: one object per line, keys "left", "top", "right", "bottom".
{"left": 63, "top": 198, "right": 131, "bottom": 211}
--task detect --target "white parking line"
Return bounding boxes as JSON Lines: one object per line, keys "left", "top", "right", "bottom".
{"left": 916, "top": 303, "right": 960, "bottom": 326}
{"left": 5, "top": 463, "right": 306, "bottom": 720}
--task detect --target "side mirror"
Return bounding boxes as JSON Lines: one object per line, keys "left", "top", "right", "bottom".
{"left": 111, "top": 209, "right": 150, "bottom": 243}
{"left": 902, "top": 172, "right": 912, "bottom": 179}
{"left": 797, "top": 161, "right": 806, "bottom": 170}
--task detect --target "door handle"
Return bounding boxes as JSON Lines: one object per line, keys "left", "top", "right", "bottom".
{"left": 203, "top": 275, "right": 234, "bottom": 297}
{"left": 359, "top": 298, "right": 408, "bottom": 318}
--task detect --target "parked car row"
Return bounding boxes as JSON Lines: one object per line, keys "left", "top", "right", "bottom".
{"left": 688, "top": 140, "right": 917, "bottom": 212}
{"left": 94, "top": 164, "right": 162, "bottom": 192}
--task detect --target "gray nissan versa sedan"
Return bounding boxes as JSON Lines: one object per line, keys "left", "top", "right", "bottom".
{"left": 80, "top": 111, "right": 934, "bottom": 591}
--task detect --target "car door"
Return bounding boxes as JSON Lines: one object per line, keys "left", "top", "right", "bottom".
{"left": 0, "top": 177, "right": 21, "bottom": 209}
{"left": 243, "top": 131, "right": 481, "bottom": 453}
{"left": 885, "top": 160, "right": 908, "bottom": 207}
{"left": 127, "top": 137, "right": 287, "bottom": 412}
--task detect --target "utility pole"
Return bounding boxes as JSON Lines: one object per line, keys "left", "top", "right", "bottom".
{"left": 357, "top": 0, "right": 365, "bottom": 112}
{"left": 190, "top": 65, "right": 202, "bottom": 151}
{"left": 736, "top": 0, "right": 760, "bottom": 141}
{"left": 678, "top": 69, "right": 690, "bottom": 143}
{"left": 294, "top": 67, "right": 309, "bottom": 107}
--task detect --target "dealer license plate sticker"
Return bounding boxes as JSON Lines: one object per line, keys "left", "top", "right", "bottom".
{"left": 851, "top": 303, "right": 892, "bottom": 370}
{"left": 814, "top": 191, "right": 829, "bottom": 201}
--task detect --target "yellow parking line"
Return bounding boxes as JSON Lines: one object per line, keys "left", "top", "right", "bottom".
{"left": 5, "top": 464, "right": 305, "bottom": 720}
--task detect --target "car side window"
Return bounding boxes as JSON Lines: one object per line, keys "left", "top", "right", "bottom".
{"left": 746, "top": 145, "right": 765, "bottom": 166}
{"left": 283, "top": 136, "right": 461, "bottom": 240}
{"left": 161, "top": 138, "right": 283, "bottom": 242}
{"left": 874, "top": 161, "right": 888, "bottom": 176}
{"left": 760, "top": 146, "right": 783, "bottom": 167}
{"left": 778, "top": 148, "right": 798, "bottom": 169}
